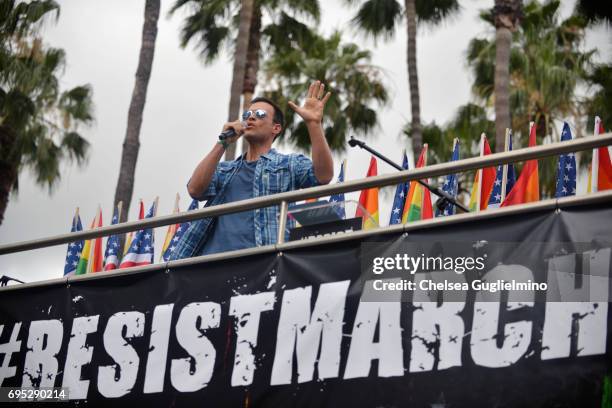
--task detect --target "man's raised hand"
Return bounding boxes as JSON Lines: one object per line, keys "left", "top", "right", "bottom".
{"left": 288, "top": 80, "right": 331, "bottom": 124}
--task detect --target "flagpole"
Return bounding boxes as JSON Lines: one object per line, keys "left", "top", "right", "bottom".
{"left": 475, "top": 134, "right": 485, "bottom": 213}
{"left": 592, "top": 116, "right": 601, "bottom": 193}
{"left": 500, "top": 129, "right": 511, "bottom": 202}
{"left": 348, "top": 136, "right": 469, "bottom": 212}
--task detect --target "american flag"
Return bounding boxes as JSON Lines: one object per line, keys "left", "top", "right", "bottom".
{"left": 389, "top": 151, "right": 409, "bottom": 224}
{"left": 436, "top": 139, "right": 461, "bottom": 217}
{"left": 64, "top": 210, "right": 84, "bottom": 276}
{"left": 162, "top": 199, "right": 199, "bottom": 261}
{"left": 329, "top": 160, "right": 346, "bottom": 219}
{"left": 488, "top": 131, "right": 516, "bottom": 208}
{"left": 103, "top": 203, "right": 122, "bottom": 271}
{"left": 555, "top": 122, "right": 577, "bottom": 197}
{"left": 119, "top": 201, "right": 156, "bottom": 268}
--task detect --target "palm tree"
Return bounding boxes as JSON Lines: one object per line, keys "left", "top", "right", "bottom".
{"left": 113, "top": 0, "right": 160, "bottom": 224}
{"left": 170, "top": 0, "right": 320, "bottom": 160}
{"left": 262, "top": 31, "right": 389, "bottom": 152}
{"left": 492, "top": 0, "right": 522, "bottom": 152}
{"left": 347, "top": 0, "right": 460, "bottom": 153}
{"left": 0, "top": 0, "right": 94, "bottom": 226}
{"left": 466, "top": 0, "right": 593, "bottom": 196}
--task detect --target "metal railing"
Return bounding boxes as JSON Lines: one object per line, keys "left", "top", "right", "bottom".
{"left": 0, "top": 132, "right": 610, "bottom": 261}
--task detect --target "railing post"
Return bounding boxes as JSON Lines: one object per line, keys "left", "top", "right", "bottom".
{"left": 277, "top": 200, "right": 288, "bottom": 244}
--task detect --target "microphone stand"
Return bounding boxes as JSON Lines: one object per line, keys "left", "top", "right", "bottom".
{"left": 348, "top": 136, "right": 469, "bottom": 213}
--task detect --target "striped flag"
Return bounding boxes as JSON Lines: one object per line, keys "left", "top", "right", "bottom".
{"left": 64, "top": 208, "right": 84, "bottom": 276}
{"left": 355, "top": 157, "right": 379, "bottom": 229}
{"left": 120, "top": 199, "right": 157, "bottom": 268}
{"left": 488, "top": 129, "right": 516, "bottom": 208}
{"left": 402, "top": 144, "right": 433, "bottom": 222}
{"left": 555, "top": 123, "right": 577, "bottom": 198}
{"left": 124, "top": 199, "right": 145, "bottom": 256}
{"left": 162, "top": 199, "right": 199, "bottom": 262}
{"left": 588, "top": 117, "right": 612, "bottom": 193}
{"left": 436, "top": 139, "right": 461, "bottom": 217}
{"left": 469, "top": 134, "right": 496, "bottom": 212}
{"left": 502, "top": 122, "right": 540, "bottom": 207}
{"left": 389, "top": 151, "right": 409, "bottom": 224}
{"left": 329, "top": 160, "right": 347, "bottom": 219}
{"left": 160, "top": 194, "right": 180, "bottom": 261}
{"left": 103, "top": 202, "right": 123, "bottom": 271}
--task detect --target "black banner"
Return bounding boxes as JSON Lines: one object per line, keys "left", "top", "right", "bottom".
{"left": 0, "top": 200, "right": 611, "bottom": 407}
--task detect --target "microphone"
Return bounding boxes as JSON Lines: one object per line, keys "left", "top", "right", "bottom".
{"left": 218, "top": 128, "right": 236, "bottom": 141}
{"left": 348, "top": 136, "right": 365, "bottom": 148}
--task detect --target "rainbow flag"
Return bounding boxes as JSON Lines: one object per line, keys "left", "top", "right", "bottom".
{"left": 469, "top": 134, "right": 496, "bottom": 211}
{"left": 87, "top": 207, "right": 103, "bottom": 273}
{"left": 501, "top": 122, "right": 540, "bottom": 207}
{"left": 76, "top": 209, "right": 101, "bottom": 275}
{"left": 588, "top": 117, "right": 612, "bottom": 193}
{"left": 355, "top": 157, "right": 379, "bottom": 230}
{"left": 402, "top": 144, "right": 433, "bottom": 222}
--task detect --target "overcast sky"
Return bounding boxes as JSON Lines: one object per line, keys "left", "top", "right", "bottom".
{"left": 0, "top": 0, "right": 609, "bottom": 284}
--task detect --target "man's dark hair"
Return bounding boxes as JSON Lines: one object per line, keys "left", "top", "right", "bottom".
{"left": 250, "top": 96, "right": 284, "bottom": 129}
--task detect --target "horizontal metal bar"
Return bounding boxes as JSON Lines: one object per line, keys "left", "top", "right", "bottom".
{"left": 0, "top": 133, "right": 610, "bottom": 256}
{"left": 1, "top": 190, "right": 610, "bottom": 293}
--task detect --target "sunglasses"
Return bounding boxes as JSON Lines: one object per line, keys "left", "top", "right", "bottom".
{"left": 242, "top": 109, "right": 268, "bottom": 121}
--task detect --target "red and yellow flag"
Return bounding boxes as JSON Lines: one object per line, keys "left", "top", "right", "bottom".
{"left": 402, "top": 144, "right": 433, "bottom": 222}
{"left": 501, "top": 122, "right": 540, "bottom": 207}
{"left": 87, "top": 207, "right": 103, "bottom": 273}
{"left": 355, "top": 157, "right": 379, "bottom": 229}
{"left": 469, "top": 134, "right": 496, "bottom": 212}
{"left": 588, "top": 117, "right": 612, "bottom": 193}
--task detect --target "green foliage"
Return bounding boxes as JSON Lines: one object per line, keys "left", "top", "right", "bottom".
{"left": 350, "top": 0, "right": 460, "bottom": 41}
{"left": 0, "top": 0, "right": 93, "bottom": 192}
{"left": 262, "top": 31, "right": 388, "bottom": 153}
{"left": 585, "top": 64, "right": 612, "bottom": 131}
{"left": 170, "top": 0, "right": 320, "bottom": 64}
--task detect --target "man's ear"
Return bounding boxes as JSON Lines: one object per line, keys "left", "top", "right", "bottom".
{"left": 272, "top": 123, "right": 282, "bottom": 137}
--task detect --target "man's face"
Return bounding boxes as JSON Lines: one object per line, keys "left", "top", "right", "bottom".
{"left": 242, "top": 101, "right": 281, "bottom": 143}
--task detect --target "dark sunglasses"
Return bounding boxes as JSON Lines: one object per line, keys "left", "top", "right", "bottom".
{"left": 242, "top": 109, "right": 267, "bottom": 121}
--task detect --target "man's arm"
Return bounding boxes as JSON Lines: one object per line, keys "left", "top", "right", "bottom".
{"left": 288, "top": 80, "right": 334, "bottom": 185}
{"left": 187, "top": 121, "right": 243, "bottom": 199}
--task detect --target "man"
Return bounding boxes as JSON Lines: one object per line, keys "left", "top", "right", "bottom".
{"left": 170, "top": 80, "right": 334, "bottom": 259}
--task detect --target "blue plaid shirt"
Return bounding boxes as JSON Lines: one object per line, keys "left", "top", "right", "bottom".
{"left": 169, "top": 149, "right": 320, "bottom": 260}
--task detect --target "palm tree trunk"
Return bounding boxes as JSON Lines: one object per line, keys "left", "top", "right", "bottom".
{"left": 0, "top": 126, "right": 18, "bottom": 227}
{"left": 494, "top": 27, "right": 511, "bottom": 152}
{"left": 224, "top": 0, "right": 254, "bottom": 161}
{"left": 240, "top": 6, "right": 262, "bottom": 155}
{"left": 493, "top": 0, "right": 522, "bottom": 152}
{"left": 113, "top": 0, "right": 160, "bottom": 224}
{"left": 405, "top": 0, "right": 422, "bottom": 154}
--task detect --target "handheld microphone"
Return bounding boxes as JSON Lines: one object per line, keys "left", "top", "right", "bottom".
{"left": 218, "top": 128, "right": 236, "bottom": 141}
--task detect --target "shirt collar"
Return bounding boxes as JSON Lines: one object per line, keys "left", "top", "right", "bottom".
{"left": 234, "top": 148, "right": 278, "bottom": 162}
